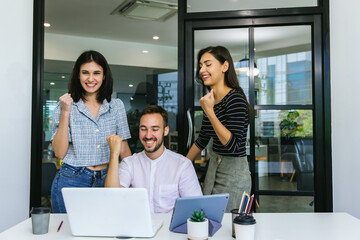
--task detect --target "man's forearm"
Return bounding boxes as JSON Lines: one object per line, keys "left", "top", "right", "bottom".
{"left": 104, "top": 153, "right": 122, "bottom": 188}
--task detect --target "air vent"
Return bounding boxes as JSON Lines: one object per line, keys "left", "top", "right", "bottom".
{"left": 111, "top": 0, "right": 178, "bottom": 22}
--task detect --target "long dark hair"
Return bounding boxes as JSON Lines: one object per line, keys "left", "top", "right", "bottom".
{"left": 68, "top": 50, "right": 113, "bottom": 103}
{"left": 196, "top": 46, "right": 251, "bottom": 120}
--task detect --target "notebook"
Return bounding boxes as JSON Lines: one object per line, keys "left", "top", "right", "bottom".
{"left": 62, "top": 187, "right": 163, "bottom": 237}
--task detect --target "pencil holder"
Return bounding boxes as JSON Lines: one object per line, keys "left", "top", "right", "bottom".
{"left": 231, "top": 209, "right": 254, "bottom": 238}
{"left": 233, "top": 212, "right": 256, "bottom": 240}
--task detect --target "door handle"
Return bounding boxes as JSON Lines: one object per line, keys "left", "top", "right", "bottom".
{"left": 186, "top": 108, "right": 193, "bottom": 149}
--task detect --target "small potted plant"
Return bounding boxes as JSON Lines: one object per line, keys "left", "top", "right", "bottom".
{"left": 187, "top": 209, "right": 208, "bottom": 240}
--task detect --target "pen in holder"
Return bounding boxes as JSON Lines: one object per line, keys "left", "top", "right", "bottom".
{"left": 231, "top": 192, "right": 255, "bottom": 238}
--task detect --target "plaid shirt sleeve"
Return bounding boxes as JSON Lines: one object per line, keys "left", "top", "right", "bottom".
{"left": 114, "top": 99, "right": 131, "bottom": 140}
{"left": 51, "top": 102, "right": 72, "bottom": 142}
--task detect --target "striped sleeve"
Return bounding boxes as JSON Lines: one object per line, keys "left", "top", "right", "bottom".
{"left": 222, "top": 93, "right": 248, "bottom": 154}
{"left": 194, "top": 90, "right": 249, "bottom": 156}
{"left": 194, "top": 116, "right": 211, "bottom": 150}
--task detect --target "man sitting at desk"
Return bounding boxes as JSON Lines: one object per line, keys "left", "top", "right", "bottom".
{"left": 105, "top": 105, "right": 202, "bottom": 213}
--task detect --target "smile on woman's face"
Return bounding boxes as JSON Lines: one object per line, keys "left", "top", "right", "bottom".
{"left": 79, "top": 61, "right": 104, "bottom": 96}
{"left": 199, "top": 52, "right": 228, "bottom": 88}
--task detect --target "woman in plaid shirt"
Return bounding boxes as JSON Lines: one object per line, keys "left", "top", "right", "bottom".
{"left": 51, "top": 50, "right": 132, "bottom": 213}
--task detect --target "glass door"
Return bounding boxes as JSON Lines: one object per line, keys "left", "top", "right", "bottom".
{"left": 192, "top": 28, "right": 250, "bottom": 159}
{"left": 184, "top": 16, "right": 322, "bottom": 212}
{"left": 253, "top": 26, "right": 314, "bottom": 212}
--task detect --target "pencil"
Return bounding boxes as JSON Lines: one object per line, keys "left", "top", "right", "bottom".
{"left": 244, "top": 194, "right": 251, "bottom": 213}
{"left": 57, "top": 220, "right": 63, "bottom": 232}
{"left": 246, "top": 194, "right": 254, "bottom": 213}
{"left": 241, "top": 193, "right": 249, "bottom": 213}
{"left": 238, "top": 192, "right": 246, "bottom": 214}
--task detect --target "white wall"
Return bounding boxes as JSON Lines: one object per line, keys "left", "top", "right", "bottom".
{"left": 0, "top": 0, "right": 33, "bottom": 232}
{"left": 331, "top": 0, "right": 360, "bottom": 218}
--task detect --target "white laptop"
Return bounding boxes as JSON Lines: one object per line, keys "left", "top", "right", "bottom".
{"left": 62, "top": 187, "right": 163, "bottom": 238}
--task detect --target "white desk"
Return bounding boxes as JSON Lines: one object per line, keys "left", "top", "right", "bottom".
{"left": 1, "top": 212, "right": 360, "bottom": 239}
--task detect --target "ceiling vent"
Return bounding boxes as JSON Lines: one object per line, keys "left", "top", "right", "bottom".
{"left": 111, "top": 0, "right": 178, "bottom": 22}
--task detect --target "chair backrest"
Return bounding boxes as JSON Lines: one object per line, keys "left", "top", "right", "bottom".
{"left": 41, "top": 162, "right": 57, "bottom": 197}
{"left": 293, "top": 138, "right": 314, "bottom": 172}
{"left": 293, "top": 138, "right": 314, "bottom": 191}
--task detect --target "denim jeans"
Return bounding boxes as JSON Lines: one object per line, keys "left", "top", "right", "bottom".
{"left": 51, "top": 163, "right": 108, "bottom": 213}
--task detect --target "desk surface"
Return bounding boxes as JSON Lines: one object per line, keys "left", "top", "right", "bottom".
{"left": 1, "top": 212, "right": 360, "bottom": 239}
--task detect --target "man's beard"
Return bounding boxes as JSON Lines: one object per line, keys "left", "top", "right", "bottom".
{"left": 143, "top": 136, "right": 164, "bottom": 154}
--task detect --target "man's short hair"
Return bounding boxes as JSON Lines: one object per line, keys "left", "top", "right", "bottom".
{"left": 140, "top": 105, "right": 168, "bottom": 127}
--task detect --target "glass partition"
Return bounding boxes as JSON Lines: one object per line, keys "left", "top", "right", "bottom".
{"left": 187, "top": 0, "right": 318, "bottom": 13}
{"left": 42, "top": 0, "right": 179, "bottom": 210}
{"left": 194, "top": 28, "right": 249, "bottom": 105}
{"left": 192, "top": 24, "right": 315, "bottom": 213}
{"left": 257, "top": 195, "right": 314, "bottom": 213}
{"left": 255, "top": 26, "right": 312, "bottom": 105}
{"left": 255, "top": 109, "right": 313, "bottom": 192}
{"left": 43, "top": 61, "right": 177, "bottom": 154}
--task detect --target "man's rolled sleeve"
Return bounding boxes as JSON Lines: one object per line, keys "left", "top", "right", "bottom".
{"left": 118, "top": 158, "right": 133, "bottom": 188}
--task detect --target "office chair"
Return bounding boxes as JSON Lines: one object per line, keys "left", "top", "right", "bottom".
{"left": 282, "top": 138, "right": 314, "bottom": 191}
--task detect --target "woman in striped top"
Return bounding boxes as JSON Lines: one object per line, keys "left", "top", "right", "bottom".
{"left": 186, "top": 46, "right": 251, "bottom": 212}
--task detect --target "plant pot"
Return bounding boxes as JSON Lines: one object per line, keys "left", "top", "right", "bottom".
{"left": 187, "top": 218, "right": 208, "bottom": 240}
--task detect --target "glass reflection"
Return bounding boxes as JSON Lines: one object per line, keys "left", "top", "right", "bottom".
{"left": 194, "top": 28, "right": 249, "bottom": 104}
{"left": 257, "top": 195, "right": 314, "bottom": 213}
{"left": 255, "top": 26, "right": 312, "bottom": 105}
{"left": 254, "top": 109, "right": 313, "bottom": 192}
{"left": 187, "top": 0, "right": 318, "bottom": 13}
